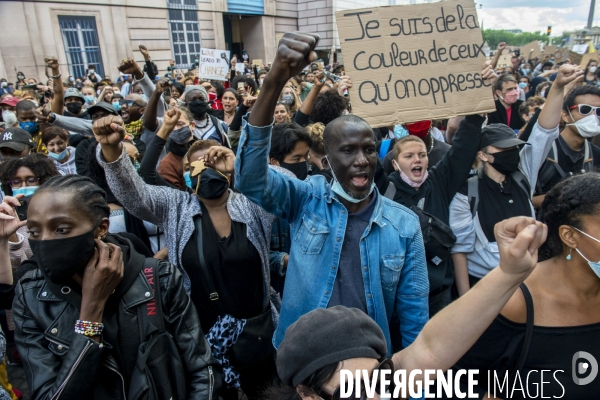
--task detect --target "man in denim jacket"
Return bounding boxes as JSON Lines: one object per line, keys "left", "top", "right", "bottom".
{"left": 234, "top": 32, "right": 429, "bottom": 353}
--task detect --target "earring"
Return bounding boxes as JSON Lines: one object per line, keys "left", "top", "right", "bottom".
{"left": 566, "top": 248, "right": 573, "bottom": 261}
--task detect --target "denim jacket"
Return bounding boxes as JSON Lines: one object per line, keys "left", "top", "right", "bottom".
{"left": 235, "top": 116, "right": 429, "bottom": 353}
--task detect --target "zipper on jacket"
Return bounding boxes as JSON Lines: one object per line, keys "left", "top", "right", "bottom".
{"left": 208, "top": 366, "right": 214, "bottom": 399}
{"left": 52, "top": 340, "right": 94, "bottom": 399}
{"left": 105, "top": 362, "right": 126, "bottom": 399}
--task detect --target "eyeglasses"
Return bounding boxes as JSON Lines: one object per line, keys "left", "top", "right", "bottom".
{"left": 10, "top": 177, "right": 39, "bottom": 188}
{"left": 569, "top": 104, "right": 600, "bottom": 117}
{"left": 316, "top": 358, "right": 395, "bottom": 400}
{"left": 119, "top": 99, "right": 145, "bottom": 108}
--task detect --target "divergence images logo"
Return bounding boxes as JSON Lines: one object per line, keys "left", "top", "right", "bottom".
{"left": 572, "top": 351, "right": 598, "bottom": 386}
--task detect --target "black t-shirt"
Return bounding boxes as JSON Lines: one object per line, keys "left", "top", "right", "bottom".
{"left": 449, "top": 310, "right": 600, "bottom": 399}
{"left": 182, "top": 204, "right": 264, "bottom": 332}
{"left": 536, "top": 135, "right": 600, "bottom": 195}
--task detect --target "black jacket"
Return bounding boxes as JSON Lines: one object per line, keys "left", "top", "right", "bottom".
{"left": 13, "top": 235, "right": 222, "bottom": 400}
{"left": 386, "top": 114, "right": 485, "bottom": 295}
{"left": 488, "top": 99, "right": 526, "bottom": 131}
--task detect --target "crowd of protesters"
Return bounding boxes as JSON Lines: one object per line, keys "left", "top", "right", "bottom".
{"left": 0, "top": 31, "right": 598, "bottom": 400}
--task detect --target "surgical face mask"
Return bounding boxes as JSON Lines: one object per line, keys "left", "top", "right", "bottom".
{"left": 19, "top": 121, "right": 40, "bottom": 134}
{"left": 325, "top": 156, "right": 375, "bottom": 203}
{"left": 572, "top": 227, "right": 600, "bottom": 278}
{"left": 518, "top": 82, "right": 528, "bottom": 89}
{"left": 281, "top": 94, "right": 294, "bottom": 105}
{"left": 393, "top": 125, "right": 409, "bottom": 140}
{"left": 259, "top": 79, "right": 264, "bottom": 85}
{"left": 112, "top": 102, "right": 121, "bottom": 112}
{"left": 114, "top": 90, "right": 121, "bottom": 94}
{"left": 568, "top": 112, "right": 600, "bottom": 138}
{"left": 96, "top": 89, "right": 101, "bottom": 96}
{"left": 12, "top": 186, "right": 38, "bottom": 197}
{"left": 2, "top": 110, "right": 17, "bottom": 126}
{"left": 540, "top": 90, "right": 546, "bottom": 97}
{"left": 84, "top": 95, "right": 95, "bottom": 105}
{"left": 69, "top": 77, "right": 75, "bottom": 83}
{"left": 590, "top": 66, "right": 598, "bottom": 74}
{"left": 0, "top": 82, "right": 6, "bottom": 88}
{"left": 500, "top": 90, "right": 519, "bottom": 105}
{"left": 522, "top": 68, "right": 531, "bottom": 75}
{"left": 48, "top": 148, "right": 69, "bottom": 161}
{"left": 184, "top": 171, "right": 193, "bottom": 190}
{"left": 17, "top": 74, "right": 24, "bottom": 81}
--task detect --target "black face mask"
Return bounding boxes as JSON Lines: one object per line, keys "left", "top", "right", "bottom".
{"left": 280, "top": 160, "right": 309, "bottom": 181}
{"left": 187, "top": 100, "right": 210, "bottom": 119}
{"left": 191, "top": 167, "right": 229, "bottom": 199}
{"left": 66, "top": 102, "right": 83, "bottom": 115}
{"left": 30, "top": 227, "right": 97, "bottom": 284}
{"left": 171, "top": 125, "right": 192, "bottom": 144}
{"left": 489, "top": 148, "right": 521, "bottom": 175}
{"left": 167, "top": 140, "right": 188, "bottom": 157}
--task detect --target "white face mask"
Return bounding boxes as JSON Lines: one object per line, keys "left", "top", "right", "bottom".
{"left": 572, "top": 227, "right": 600, "bottom": 278}
{"left": 590, "top": 66, "right": 598, "bottom": 74}
{"left": 2, "top": 110, "right": 17, "bottom": 126}
{"left": 568, "top": 111, "right": 600, "bottom": 138}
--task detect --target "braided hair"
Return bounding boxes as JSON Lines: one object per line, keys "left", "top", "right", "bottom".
{"left": 539, "top": 172, "right": 600, "bottom": 261}
{"left": 35, "top": 175, "right": 110, "bottom": 222}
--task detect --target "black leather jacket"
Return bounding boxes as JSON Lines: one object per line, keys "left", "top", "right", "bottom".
{"left": 13, "top": 236, "right": 222, "bottom": 400}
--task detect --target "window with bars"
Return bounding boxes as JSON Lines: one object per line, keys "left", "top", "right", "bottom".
{"left": 167, "top": 0, "right": 201, "bottom": 68}
{"left": 58, "top": 16, "right": 104, "bottom": 79}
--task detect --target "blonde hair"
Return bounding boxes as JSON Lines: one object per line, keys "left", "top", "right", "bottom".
{"left": 392, "top": 136, "right": 427, "bottom": 160}
{"left": 280, "top": 85, "right": 302, "bottom": 113}
{"left": 306, "top": 123, "right": 325, "bottom": 155}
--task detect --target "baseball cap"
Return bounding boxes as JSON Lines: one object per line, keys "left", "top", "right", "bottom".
{"left": 0, "top": 127, "right": 35, "bottom": 152}
{"left": 64, "top": 87, "right": 84, "bottom": 102}
{"left": 87, "top": 102, "right": 119, "bottom": 117}
{"left": 479, "top": 124, "right": 528, "bottom": 150}
{"left": 0, "top": 97, "right": 19, "bottom": 107}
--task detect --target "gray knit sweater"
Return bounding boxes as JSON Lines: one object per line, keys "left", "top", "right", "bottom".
{"left": 96, "top": 145, "right": 281, "bottom": 321}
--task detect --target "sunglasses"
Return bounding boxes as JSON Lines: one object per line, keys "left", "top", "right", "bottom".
{"left": 119, "top": 99, "right": 145, "bottom": 108}
{"left": 569, "top": 104, "right": 600, "bottom": 117}
{"left": 316, "top": 358, "right": 395, "bottom": 400}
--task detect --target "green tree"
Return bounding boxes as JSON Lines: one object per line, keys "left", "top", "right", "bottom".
{"left": 482, "top": 29, "right": 553, "bottom": 49}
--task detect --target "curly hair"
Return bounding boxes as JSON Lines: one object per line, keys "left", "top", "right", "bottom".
{"left": 309, "top": 91, "right": 349, "bottom": 126}
{"left": 0, "top": 153, "right": 59, "bottom": 195}
{"left": 185, "top": 139, "right": 220, "bottom": 163}
{"left": 539, "top": 172, "right": 600, "bottom": 261}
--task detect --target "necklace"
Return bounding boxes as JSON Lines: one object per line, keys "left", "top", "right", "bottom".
{"left": 427, "top": 130, "right": 435, "bottom": 154}
{"left": 196, "top": 116, "right": 209, "bottom": 129}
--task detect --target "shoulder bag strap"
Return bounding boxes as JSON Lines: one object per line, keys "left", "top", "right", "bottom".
{"left": 193, "top": 216, "right": 227, "bottom": 315}
{"left": 467, "top": 175, "right": 479, "bottom": 218}
{"left": 516, "top": 283, "right": 535, "bottom": 371}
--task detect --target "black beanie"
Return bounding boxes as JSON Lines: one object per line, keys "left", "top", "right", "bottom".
{"left": 276, "top": 306, "right": 387, "bottom": 387}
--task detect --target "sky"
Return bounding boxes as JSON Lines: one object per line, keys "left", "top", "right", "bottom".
{"left": 475, "top": 0, "right": 597, "bottom": 35}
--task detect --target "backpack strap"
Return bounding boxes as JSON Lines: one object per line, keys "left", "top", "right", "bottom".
{"left": 137, "top": 258, "right": 165, "bottom": 341}
{"left": 383, "top": 180, "right": 396, "bottom": 200}
{"left": 511, "top": 169, "right": 532, "bottom": 197}
{"left": 583, "top": 140, "right": 594, "bottom": 172}
{"left": 193, "top": 216, "right": 227, "bottom": 316}
{"left": 467, "top": 175, "right": 479, "bottom": 218}
{"left": 379, "top": 139, "right": 392, "bottom": 159}
{"left": 515, "top": 283, "right": 535, "bottom": 371}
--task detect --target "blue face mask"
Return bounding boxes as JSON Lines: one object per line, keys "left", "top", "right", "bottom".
{"left": 84, "top": 95, "right": 95, "bottom": 105}
{"left": 519, "top": 82, "right": 528, "bottom": 89}
{"left": 522, "top": 68, "right": 531, "bottom": 75}
{"left": 12, "top": 186, "right": 38, "bottom": 197}
{"left": 48, "top": 148, "right": 69, "bottom": 160}
{"left": 573, "top": 227, "right": 600, "bottom": 278}
{"left": 19, "top": 121, "right": 39, "bottom": 134}
{"left": 393, "top": 125, "right": 409, "bottom": 140}
{"left": 184, "top": 171, "right": 193, "bottom": 190}
{"left": 112, "top": 102, "right": 122, "bottom": 112}
{"left": 325, "top": 156, "right": 375, "bottom": 204}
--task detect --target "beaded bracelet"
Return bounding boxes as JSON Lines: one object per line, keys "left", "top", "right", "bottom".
{"left": 74, "top": 320, "right": 104, "bottom": 337}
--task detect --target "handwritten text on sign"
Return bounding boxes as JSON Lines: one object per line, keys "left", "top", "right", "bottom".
{"left": 199, "top": 48, "right": 230, "bottom": 81}
{"left": 336, "top": 0, "right": 495, "bottom": 127}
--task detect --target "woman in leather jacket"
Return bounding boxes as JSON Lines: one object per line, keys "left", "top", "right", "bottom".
{"left": 9, "top": 175, "right": 221, "bottom": 399}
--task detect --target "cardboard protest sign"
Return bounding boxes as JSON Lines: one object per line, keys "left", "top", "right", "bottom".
{"left": 569, "top": 51, "right": 583, "bottom": 66}
{"left": 520, "top": 41, "right": 542, "bottom": 59}
{"left": 543, "top": 45, "right": 557, "bottom": 56}
{"left": 252, "top": 59, "right": 263, "bottom": 67}
{"left": 572, "top": 44, "right": 588, "bottom": 55}
{"left": 553, "top": 48, "right": 570, "bottom": 63}
{"left": 235, "top": 63, "right": 246, "bottom": 74}
{"left": 580, "top": 52, "right": 599, "bottom": 68}
{"left": 198, "top": 48, "right": 230, "bottom": 81}
{"left": 497, "top": 54, "right": 512, "bottom": 69}
{"left": 335, "top": 0, "right": 495, "bottom": 127}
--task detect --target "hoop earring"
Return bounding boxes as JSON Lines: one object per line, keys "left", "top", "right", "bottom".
{"left": 566, "top": 248, "right": 573, "bottom": 261}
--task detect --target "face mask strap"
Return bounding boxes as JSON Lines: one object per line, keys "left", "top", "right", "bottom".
{"left": 572, "top": 226, "right": 600, "bottom": 244}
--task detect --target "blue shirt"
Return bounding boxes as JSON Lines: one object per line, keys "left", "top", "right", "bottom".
{"left": 234, "top": 115, "right": 429, "bottom": 353}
